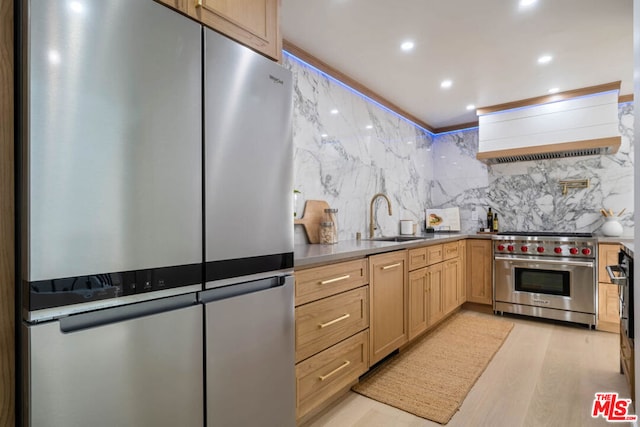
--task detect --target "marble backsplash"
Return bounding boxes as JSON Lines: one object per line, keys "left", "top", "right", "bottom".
{"left": 285, "top": 52, "right": 635, "bottom": 243}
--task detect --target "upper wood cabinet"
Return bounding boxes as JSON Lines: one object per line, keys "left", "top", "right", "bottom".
{"left": 369, "top": 251, "right": 408, "bottom": 366}
{"left": 466, "top": 239, "right": 493, "bottom": 305}
{"left": 188, "top": 0, "right": 281, "bottom": 61}
{"left": 155, "top": 0, "right": 281, "bottom": 61}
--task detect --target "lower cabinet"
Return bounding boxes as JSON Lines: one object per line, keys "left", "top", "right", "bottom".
{"left": 427, "top": 262, "right": 444, "bottom": 325}
{"left": 408, "top": 241, "right": 464, "bottom": 341}
{"left": 620, "top": 324, "right": 635, "bottom": 402}
{"left": 408, "top": 267, "right": 428, "bottom": 340}
{"left": 597, "top": 243, "right": 621, "bottom": 332}
{"left": 466, "top": 239, "right": 493, "bottom": 305}
{"left": 296, "top": 330, "right": 369, "bottom": 420}
{"left": 369, "top": 251, "right": 408, "bottom": 366}
{"left": 294, "top": 238, "right": 484, "bottom": 422}
{"left": 294, "top": 259, "right": 370, "bottom": 421}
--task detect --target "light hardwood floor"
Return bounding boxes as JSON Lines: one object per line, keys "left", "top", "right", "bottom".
{"left": 303, "top": 310, "right": 633, "bottom": 427}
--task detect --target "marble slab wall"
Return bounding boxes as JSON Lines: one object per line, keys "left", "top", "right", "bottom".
{"left": 431, "top": 104, "right": 635, "bottom": 235}
{"left": 284, "top": 53, "right": 433, "bottom": 243}
{"left": 286, "top": 51, "right": 634, "bottom": 242}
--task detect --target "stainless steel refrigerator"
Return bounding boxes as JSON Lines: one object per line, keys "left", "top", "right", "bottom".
{"left": 19, "top": 1, "right": 295, "bottom": 426}
{"left": 200, "top": 27, "right": 295, "bottom": 427}
{"left": 19, "top": 1, "right": 204, "bottom": 425}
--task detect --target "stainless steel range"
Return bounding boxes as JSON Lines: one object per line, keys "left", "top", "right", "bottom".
{"left": 493, "top": 231, "right": 597, "bottom": 328}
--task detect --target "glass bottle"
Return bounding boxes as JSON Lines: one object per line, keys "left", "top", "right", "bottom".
{"left": 322, "top": 208, "right": 338, "bottom": 243}
{"left": 487, "top": 207, "right": 493, "bottom": 231}
{"left": 493, "top": 213, "right": 499, "bottom": 233}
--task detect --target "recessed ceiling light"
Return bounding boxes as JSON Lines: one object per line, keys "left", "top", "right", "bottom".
{"left": 548, "top": 87, "right": 560, "bottom": 94}
{"left": 365, "top": 124, "right": 373, "bottom": 129}
{"left": 330, "top": 109, "right": 339, "bottom": 115}
{"left": 400, "top": 41, "right": 415, "bottom": 52}
{"left": 321, "top": 133, "right": 328, "bottom": 138}
{"left": 466, "top": 104, "right": 476, "bottom": 111}
{"left": 440, "top": 79, "right": 452, "bottom": 89}
{"left": 519, "top": 0, "right": 537, "bottom": 7}
{"left": 537, "top": 55, "right": 553, "bottom": 64}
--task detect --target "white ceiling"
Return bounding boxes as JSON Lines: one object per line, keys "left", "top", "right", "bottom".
{"left": 281, "top": 0, "right": 633, "bottom": 130}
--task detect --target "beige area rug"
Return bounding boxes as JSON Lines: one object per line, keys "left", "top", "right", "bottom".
{"left": 352, "top": 311, "right": 514, "bottom": 424}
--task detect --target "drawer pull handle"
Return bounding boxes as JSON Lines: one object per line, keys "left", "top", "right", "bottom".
{"left": 320, "top": 274, "right": 351, "bottom": 285}
{"left": 319, "top": 360, "right": 351, "bottom": 381}
{"left": 382, "top": 263, "right": 401, "bottom": 270}
{"left": 319, "top": 313, "right": 350, "bottom": 328}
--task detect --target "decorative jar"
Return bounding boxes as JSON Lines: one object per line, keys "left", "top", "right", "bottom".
{"left": 601, "top": 217, "right": 623, "bottom": 237}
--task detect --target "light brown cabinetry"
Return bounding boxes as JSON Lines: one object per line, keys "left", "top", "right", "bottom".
{"left": 427, "top": 262, "right": 444, "bottom": 325}
{"left": 620, "top": 323, "right": 635, "bottom": 402}
{"left": 466, "top": 239, "right": 493, "bottom": 305}
{"left": 597, "top": 243, "right": 621, "bottom": 333}
{"left": 294, "top": 259, "right": 370, "bottom": 421}
{"left": 369, "top": 250, "right": 408, "bottom": 366}
{"left": 156, "top": 0, "right": 281, "bottom": 61}
{"left": 458, "top": 240, "right": 467, "bottom": 304}
{"left": 408, "top": 241, "right": 464, "bottom": 341}
{"left": 408, "top": 267, "right": 428, "bottom": 340}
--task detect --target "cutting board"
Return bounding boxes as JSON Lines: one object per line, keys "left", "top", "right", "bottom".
{"left": 294, "top": 200, "right": 330, "bottom": 244}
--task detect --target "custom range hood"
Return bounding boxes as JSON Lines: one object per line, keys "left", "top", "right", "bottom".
{"left": 476, "top": 82, "right": 622, "bottom": 164}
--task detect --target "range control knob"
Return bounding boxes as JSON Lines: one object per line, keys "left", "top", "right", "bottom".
{"left": 554, "top": 247, "right": 563, "bottom": 254}
{"left": 536, "top": 246, "right": 545, "bottom": 253}
{"left": 507, "top": 245, "right": 515, "bottom": 252}
{"left": 521, "top": 246, "right": 529, "bottom": 252}
{"left": 497, "top": 244, "right": 505, "bottom": 251}
{"left": 569, "top": 248, "right": 579, "bottom": 255}
{"left": 582, "top": 248, "right": 592, "bottom": 255}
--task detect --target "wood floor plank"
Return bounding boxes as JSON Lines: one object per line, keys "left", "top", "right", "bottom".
{"left": 302, "top": 311, "right": 633, "bottom": 427}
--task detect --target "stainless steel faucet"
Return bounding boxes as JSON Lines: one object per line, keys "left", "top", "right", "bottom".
{"left": 369, "top": 193, "right": 393, "bottom": 238}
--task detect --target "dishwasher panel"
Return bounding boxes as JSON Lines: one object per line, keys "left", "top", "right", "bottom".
{"left": 202, "top": 275, "right": 295, "bottom": 427}
{"left": 24, "top": 295, "right": 203, "bottom": 427}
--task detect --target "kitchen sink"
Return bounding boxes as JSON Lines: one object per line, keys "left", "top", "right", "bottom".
{"left": 369, "top": 235, "right": 427, "bottom": 242}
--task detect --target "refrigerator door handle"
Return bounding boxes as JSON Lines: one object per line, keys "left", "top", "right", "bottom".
{"left": 58, "top": 293, "right": 198, "bottom": 333}
{"left": 198, "top": 275, "right": 289, "bottom": 304}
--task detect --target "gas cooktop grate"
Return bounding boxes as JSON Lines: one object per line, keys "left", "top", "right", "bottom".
{"left": 497, "top": 231, "right": 593, "bottom": 238}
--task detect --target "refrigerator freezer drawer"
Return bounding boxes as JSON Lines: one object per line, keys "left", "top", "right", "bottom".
{"left": 24, "top": 297, "right": 203, "bottom": 427}
{"left": 203, "top": 275, "right": 295, "bottom": 427}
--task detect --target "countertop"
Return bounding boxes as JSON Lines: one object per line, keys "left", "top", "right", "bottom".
{"left": 294, "top": 232, "right": 635, "bottom": 268}
{"left": 294, "top": 232, "right": 490, "bottom": 268}
{"left": 622, "top": 243, "right": 634, "bottom": 259}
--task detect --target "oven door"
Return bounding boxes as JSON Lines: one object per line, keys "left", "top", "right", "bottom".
{"left": 494, "top": 255, "right": 596, "bottom": 314}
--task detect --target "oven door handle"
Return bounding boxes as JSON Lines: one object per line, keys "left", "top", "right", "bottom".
{"left": 494, "top": 256, "right": 594, "bottom": 268}
{"left": 606, "top": 265, "right": 627, "bottom": 285}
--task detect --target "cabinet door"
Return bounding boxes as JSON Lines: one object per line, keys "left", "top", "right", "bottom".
{"left": 443, "top": 258, "right": 460, "bottom": 314}
{"left": 466, "top": 240, "right": 493, "bottom": 305}
{"left": 187, "top": 0, "right": 281, "bottom": 61}
{"left": 597, "top": 244, "right": 620, "bottom": 332}
{"left": 408, "top": 268, "right": 428, "bottom": 340}
{"left": 458, "top": 240, "right": 467, "bottom": 304}
{"left": 369, "top": 251, "right": 408, "bottom": 366}
{"left": 598, "top": 244, "right": 621, "bottom": 283}
{"left": 427, "top": 263, "right": 444, "bottom": 326}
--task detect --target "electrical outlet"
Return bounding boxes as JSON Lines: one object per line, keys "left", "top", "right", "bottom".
{"left": 471, "top": 207, "right": 478, "bottom": 221}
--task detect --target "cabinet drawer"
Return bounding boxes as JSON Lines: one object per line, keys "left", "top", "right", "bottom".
{"left": 296, "top": 330, "right": 369, "bottom": 420}
{"left": 295, "top": 259, "right": 368, "bottom": 306}
{"left": 426, "top": 244, "right": 443, "bottom": 265}
{"left": 443, "top": 241, "right": 459, "bottom": 260}
{"left": 295, "top": 286, "right": 369, "bottom": 362}
{"left": 408, "top": 247, "right": 427, "bottom": 271}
